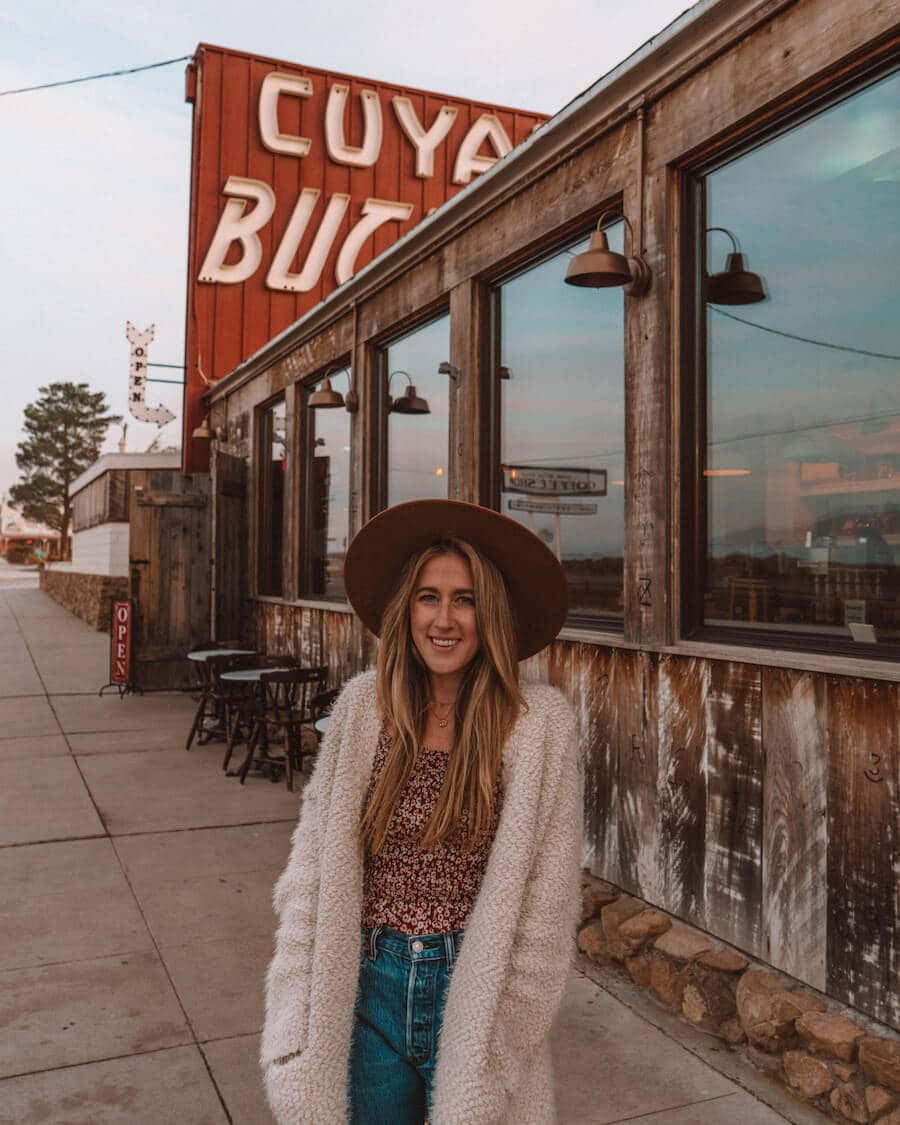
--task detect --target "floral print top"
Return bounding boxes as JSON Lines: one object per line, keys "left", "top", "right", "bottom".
{"left": 362, "top": 729, "right": 503, "bottom": 933}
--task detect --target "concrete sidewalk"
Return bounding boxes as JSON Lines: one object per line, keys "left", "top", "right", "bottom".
{"left": 0, "top": 575, "right": 821, "bottom": 1124}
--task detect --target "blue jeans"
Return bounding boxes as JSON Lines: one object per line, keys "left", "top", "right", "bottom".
{"left": 349, "top": 925, "right": 463, "bottom": 1124}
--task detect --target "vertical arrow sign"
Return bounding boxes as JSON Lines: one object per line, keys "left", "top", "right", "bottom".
{"left": 126, "top": 322, "right": 177, "bottom": 426}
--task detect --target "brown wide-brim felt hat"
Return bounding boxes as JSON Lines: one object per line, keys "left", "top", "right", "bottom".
{"left": 344, "top": 499, "right": 568, "bottom": 661}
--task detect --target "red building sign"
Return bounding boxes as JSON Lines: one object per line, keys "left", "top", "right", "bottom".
{"left": 110, "top": 600, "right": 133, "bottom": 685}
{"left": 182, "top": 44, "right": 547, "bottom": 469}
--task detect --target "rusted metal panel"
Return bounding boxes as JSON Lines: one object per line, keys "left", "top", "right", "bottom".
{"left": 827, "top": 676, "right": 899, "bottom": 1029}
{"left": 762, "top": 668, "right": 827, "bottom": 990}
{"left": 182, "top": 43, "right": 547, "bottom": 468}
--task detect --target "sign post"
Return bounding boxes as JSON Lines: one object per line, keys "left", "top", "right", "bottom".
{"left": 99, "top": 599, "right": 139, "bottom": 697}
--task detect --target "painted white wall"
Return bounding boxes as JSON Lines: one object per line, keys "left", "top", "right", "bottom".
{"left": 71, "top": 523, "right": 130, "bottom": 577}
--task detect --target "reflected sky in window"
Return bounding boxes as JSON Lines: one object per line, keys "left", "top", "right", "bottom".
{"left": 704, "top": 69, "right": 900, "bottom": 638}
{"left": 500, "top": 225, "right": 625, "bottom": 619}
{"left": 387, "top": 315, "right": 450, "bottom": 507}
{"left": 307, "top": 368, "right": 351, "bottom": 599}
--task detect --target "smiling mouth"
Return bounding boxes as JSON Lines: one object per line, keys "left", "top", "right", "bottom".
{"left": 429, "top": 637, "right": 460, "bottom": 649}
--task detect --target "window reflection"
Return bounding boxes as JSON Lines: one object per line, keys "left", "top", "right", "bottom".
{"left": 301, "top": 369, "right": 351, "bottom": 600}
{"left": 498, "top": 226, "right": 625, "bottom": 622}
{"left": 386, "top": 315, "right": 450, "bottom": 506}
{"left": 702, "top": 69, "right": 900, "bottom": 644}
{"left": 258, "top": 397, "right": 286, "bottom": 597}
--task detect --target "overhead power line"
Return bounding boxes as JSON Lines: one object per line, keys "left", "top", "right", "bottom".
{"left": 0, "top": 55, "right": 192, "bottom": 98}
{"left": 711, "top": 307, "right": 900, "bottom": 362}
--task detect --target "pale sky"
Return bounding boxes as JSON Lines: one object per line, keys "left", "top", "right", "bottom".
{"left": 0, "top": 0, "right": 695, "bottom": 498}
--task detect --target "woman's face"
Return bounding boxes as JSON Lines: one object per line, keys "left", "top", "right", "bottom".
{"left": 410, "top": 552, "right": 480, "bottom": 690}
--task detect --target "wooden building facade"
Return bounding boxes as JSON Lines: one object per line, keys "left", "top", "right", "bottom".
{"left": 206, "top": 0, "right": 900, "bottom": 1032}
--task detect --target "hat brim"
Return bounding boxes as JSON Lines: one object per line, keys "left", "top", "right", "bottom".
{"left": 343, "top": 499, "right": 569, "bottom": 661}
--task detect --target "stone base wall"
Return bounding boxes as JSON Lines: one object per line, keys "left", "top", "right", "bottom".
{"left": 579, "top": 874, "right": 900, "bottom": 1123}
{"left": 39, "top": 569, "right": 128, "bottom": 632}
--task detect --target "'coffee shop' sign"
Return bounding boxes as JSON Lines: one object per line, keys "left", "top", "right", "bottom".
{"left": 181, "top": 44, "right": 545, "bottom": 468}
{"left": 502, "top": 465, "right": 608, "bottom": 497}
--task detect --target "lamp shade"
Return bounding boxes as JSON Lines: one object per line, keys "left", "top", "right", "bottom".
{"left": 308, "top": 377, "right": 345, "bottom": 409}
{"left": 391, "top": 384, "right": 430, "bottom": 414}
{"left": 707, "top": 252, "right": 766, "bottom": 305}
{"left": 564, "top": 229, "right": 633, "bottom": 288}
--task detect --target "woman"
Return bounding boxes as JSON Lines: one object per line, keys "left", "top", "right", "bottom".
{"left": 261, "top": 499, "right": 582, "bottom": 1125}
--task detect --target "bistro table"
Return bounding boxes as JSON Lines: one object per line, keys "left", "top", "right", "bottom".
{"left": 220, "top": 666, "right": 294, "bottom": 780}
{"left": 186, "top": 648, "right": 258, "bottom": 747}
{"left": 219, "top": 665, "right": 293, "bottom": 681}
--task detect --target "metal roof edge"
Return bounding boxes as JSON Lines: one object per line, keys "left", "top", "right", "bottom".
{"left": 210, "top": 0, "right": 768, "bottom": 404}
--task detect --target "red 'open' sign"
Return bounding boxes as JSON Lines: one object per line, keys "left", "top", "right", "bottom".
{"left": 110, "top": 601, "right": 133, "bottom": 685}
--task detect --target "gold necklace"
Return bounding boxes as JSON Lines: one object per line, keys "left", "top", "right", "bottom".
{"left": 429, "top": 699, "right": 456, "bottom": 728}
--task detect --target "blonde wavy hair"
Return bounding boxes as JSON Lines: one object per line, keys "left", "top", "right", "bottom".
{"left": 361, "top": 538, "right": 525, "bottom": 855}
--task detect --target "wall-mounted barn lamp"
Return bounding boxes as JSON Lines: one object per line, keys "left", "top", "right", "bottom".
{"left": 192, "top": 414, "right": 211, "bottom": 439}
{"left": 706, "top": 228, "right": 766, "bottom": 306}
{"left": 388, "top": 370, "right": 430, "bottom": 415}
{"left": 564, "top": 210, "right": 651, "bottom": 296}
{"left": 308, "top": 365, "right": 358, "bottom": 412}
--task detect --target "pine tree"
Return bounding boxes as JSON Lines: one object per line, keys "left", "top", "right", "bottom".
{"left": 9, "top": 383, "right": 122, "bottom": 558}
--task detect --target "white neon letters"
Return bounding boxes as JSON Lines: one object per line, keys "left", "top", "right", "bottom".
{"left": 325, "top": 85, "right": 383, "bottom": 168}
{"left": 258, "top": 72, "right": 313, "bottom": 158}
{"left": 198, "top": 177, "right": 276, "bottom": 284}
{"left": 266, "top": 191, "right": 351, "bottom": 292}
{"left": 200, "top": 71, "right": 519, "bottom": 290}
{"left": 335, "top": 199, "right": 415, "bottom": 284}
{"left": 452, "top": 114, "right": 513, "bottom": 184}
{"left": 392, "top": 98, "right": 458, "bottom": 178}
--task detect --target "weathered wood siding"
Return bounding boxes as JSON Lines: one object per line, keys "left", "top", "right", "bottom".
{"left": 72, "top": 470, "right": 129, "bottom": 532}
{"left": 128, "top": 470, "right": 211, "bottom": 691}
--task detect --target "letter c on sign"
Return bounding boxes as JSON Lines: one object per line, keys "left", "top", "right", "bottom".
{"left": 259, "top": 72, "right": 313, "bottom": 158}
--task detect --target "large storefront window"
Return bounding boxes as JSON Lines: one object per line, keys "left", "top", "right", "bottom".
{"left": 496, "top": 225, "right": 625, "bottom": 624}
{"left": 299, "top": 367, "right": 351, "bottom": 600}
{"left": 697, "top": 68, "right": 900, "bottom": 650}
{"left": 386, "top": 314, "right": 450, "bottom": 507}
{"left": 258, "top": 397, "right": 286, "bottom": 596}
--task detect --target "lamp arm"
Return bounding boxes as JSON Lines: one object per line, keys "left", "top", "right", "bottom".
{"left": 706, "top": 226, "right": 740, "bottom": 254}
{"left": 596, "top": 209, "right": 637, "bottom": 256}
{"left": 387, "top": 369, "right": 412, "bottom": 395}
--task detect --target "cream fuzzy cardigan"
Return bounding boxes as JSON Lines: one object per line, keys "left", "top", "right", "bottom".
{"left": 261, "top": 670, "right": 582, "bottom": 1125}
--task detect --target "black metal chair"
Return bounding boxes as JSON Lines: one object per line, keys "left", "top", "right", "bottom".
{"left": 237, "top": 666, "right": 327, "bottom": 790}
{"left": 186, "top": 651, "right": 257, "bottom": 750}
{"left": 185, "top": 639, "right": 245, "bottom": 750}
{"left": 221, "top": 654, "right": 298, "bottom": 772}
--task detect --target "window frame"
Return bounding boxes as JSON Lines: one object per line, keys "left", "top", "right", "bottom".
{"left": 488, "top": 217, "right": 628, "bottom": 634}
{"left": 296, "top": 358, "right": 353, "bottom": 602}
{"left": 374, "top": 305, "right": 452, "bottom": 514}
{"left": 679, "top": 56, "right": 900, "bottom": 659}
{"left": 255, "top": 392, "right": 287, "bottom": 598}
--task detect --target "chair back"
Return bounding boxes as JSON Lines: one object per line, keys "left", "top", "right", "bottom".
{"left": 256, "top": 653, "right": 299, "bottom": 669}
{"left": 260, "top": 666, "right": 327, "bottom": 724}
